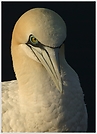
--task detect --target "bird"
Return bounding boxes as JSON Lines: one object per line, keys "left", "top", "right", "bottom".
{"left": 2, "top": 8, "right": 88, "bottom": 132}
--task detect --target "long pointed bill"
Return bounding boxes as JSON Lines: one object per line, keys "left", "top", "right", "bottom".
{"left": 32, "top": 46, "right": 63, "bottom": 93}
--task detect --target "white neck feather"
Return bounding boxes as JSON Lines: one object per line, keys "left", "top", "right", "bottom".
{"left": 11, "top": 37, "right": 67, "bottom": 109}
{"left": 11, "top": 44, "right": 54, "bottom": 105}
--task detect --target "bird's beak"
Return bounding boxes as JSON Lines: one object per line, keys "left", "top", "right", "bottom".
{"left": 32, "top": 46, "right": 63, "bottom": 93}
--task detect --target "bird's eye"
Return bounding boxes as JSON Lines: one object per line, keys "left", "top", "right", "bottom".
{"left": 30, "top": 35, "right": 38, "bottom": 45}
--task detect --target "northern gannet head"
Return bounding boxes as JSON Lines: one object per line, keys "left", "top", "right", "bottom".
{"left": 11, "top": 8, "right": 66, "bottom": 93}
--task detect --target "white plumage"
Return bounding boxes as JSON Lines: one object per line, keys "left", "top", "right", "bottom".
{"left": 2, "top": 8, "right": 87, "bottom": 132}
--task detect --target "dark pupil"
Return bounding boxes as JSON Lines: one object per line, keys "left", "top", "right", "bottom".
{"left": 33, "top": 38, "right": 36, "bottom": 40}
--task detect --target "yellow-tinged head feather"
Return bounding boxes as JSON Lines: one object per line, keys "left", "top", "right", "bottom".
{"left": 12, "top": 8, "right": 66, "bottom": 47}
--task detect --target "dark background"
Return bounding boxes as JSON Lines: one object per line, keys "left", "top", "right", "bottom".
{"left": 2, "top": 2, "right": 95, "bottom": 132}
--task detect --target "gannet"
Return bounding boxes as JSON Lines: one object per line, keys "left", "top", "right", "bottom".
{"left": 2, "top": 8, "right": 87, "bottom": 132}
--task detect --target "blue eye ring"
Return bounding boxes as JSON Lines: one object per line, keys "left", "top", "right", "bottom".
{"left": 30, "top": 35, "right": 38, "bottom": 45}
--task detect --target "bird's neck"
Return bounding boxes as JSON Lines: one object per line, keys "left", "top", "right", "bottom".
{"left": 11, "top": 44, "right": 52, "bottom": 105}
{"left": 11, "top": 42, "right": 66, "bottom": 106}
